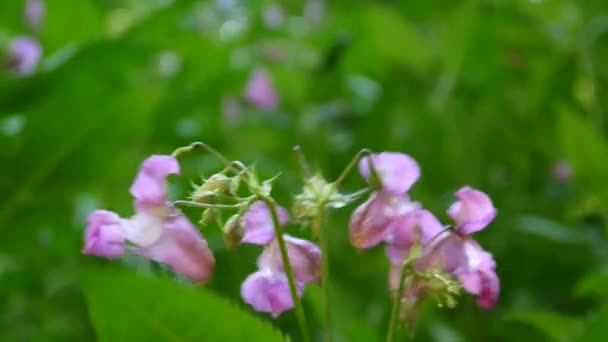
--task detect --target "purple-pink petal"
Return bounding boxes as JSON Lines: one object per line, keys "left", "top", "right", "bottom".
{"left": 82, "top": 210, "right": 126, "bottom": 259}
{"left": 129, "top": 155, "right": 180, "bottom": 207}
{"left": 9, "top": 36, "right": 41, "bottom": 76}
{"left": 241, "top": 201, "right": 289, "bottom": 245}
{"left": 358, "top": 152, "right": 420, "bottom": 195}
{"left": 134, "top": 212, "right": 215, "bottom": 284}
{"left": 241, "top": 270, "right": 303, "bottom": 318}
{"left": 258, "top": 235, "right": 321, "bottom": 284}
{"left": 25, "top": 0, "right": 45, "bottom": 30}
{"left": 349, "top": 192, "right": 420, "bottom": 249}
{"left": 448, "top": 186, "right": 497, "bottom": 235}
{"left": 244, "top": 69, "right": 278, "bottom": 110}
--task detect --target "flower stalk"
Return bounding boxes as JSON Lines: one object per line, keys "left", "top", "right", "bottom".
{"left": 258, "top": 194, "right": 311, "bottom": 342}
{"left": 386, "top": 260, "right": 412, "bottom": 342}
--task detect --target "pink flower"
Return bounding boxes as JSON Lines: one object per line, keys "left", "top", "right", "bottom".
{"left": 349, "top": 192, "right": 420, "bottom": 249}
{"left": 244, "top": 69, "right": 278, "bottom": 110}
{"left": 416, "top": 233, "right": 499, "bottom": 309}
{"left": 384, "top": 209, "right": 443, "bottom": 264}
{"left": 130, "top": 155, "right": 180, "bottom": 207}
{"left": 83, "top": 155, "right": 215, "bottom": 284}
{"left": 83, "top": 210, "right": 127, "bottom": 259}
{"left": 241, "top": 201, "right": 289, "bottom": 245}
{"left": 25, "top": 0, "right": 45, "bottom": 30}
{"left": 447, "top": 186, "right": 497, "bottom": 235}
{"left": 9, "top": 37, "right": 41, "bottom": 76}
{"left": 258, "top": 235, "right": 321, "bottom": 283}
{"left": 359, "top": 152, "right": 420, "bottom": 195}
{"left": 241, "top": 269, "right": 303, "bottom": 318}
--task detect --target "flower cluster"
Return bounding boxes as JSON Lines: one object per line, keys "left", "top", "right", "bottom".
{"left": 83, "top": 155, "right": 215, "bottom": 284}
{"left": 4, "top": 1, "right": 45, "bottom": 76}
{"left": 350, "top": 152, "right": 499, "bottom": 309}
{"left": 82, "top": 145, "right": 499, "bottom": 337}
{"left": 240, "top": 202, "right": 321, "bottom": 317}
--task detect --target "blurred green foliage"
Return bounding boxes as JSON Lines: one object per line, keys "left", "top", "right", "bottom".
{"left": 1, "top": 0, "right": 608, "bottom": 341}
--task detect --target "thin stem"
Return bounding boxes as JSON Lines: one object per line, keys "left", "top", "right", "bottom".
{"left": 173, "top": 200, "right": 244, "bottom": 209}
{"left": 343, "top": 188, "right": 373, "bottom": 201}
{"left": 190, "top": 142, "right": 231, "bottom": 165}
{"left": 293, "top": 145, "right": 313, "bottom": 179}
{"left": 314, "top": 209, "right": 333, "bottom": 342}
{"left": 333, "top": 149, "right": 371, "bottom": 189}
{"left": 386, "top": 261, "right": 411, "bottom": 342}
{"left": 258, "top": 195, "right": 311, "bottom": 342}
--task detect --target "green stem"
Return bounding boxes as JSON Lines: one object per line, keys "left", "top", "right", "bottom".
{"left": 173, "top": 200, "right": 244, "bottom": 209}
{"left": 293, "top": 145, "right": 313, "bottom": 179}
{"left": 258, "top": 195, "right": 311, "bottom": 342}
{"left": 386, "top": 261, "right": 411, "bottom": 342}
{"left": 333, "top": 149, "right": 371, "bottom": 189}
{"left": 314, "top": 209, "right": 333, "bottom": 342}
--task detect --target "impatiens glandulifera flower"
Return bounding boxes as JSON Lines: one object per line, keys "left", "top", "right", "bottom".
{"left": 349, "top": 192, "right": 420, "bottom": 249}
{"left": 8, "top": 36, "right": 41, "bottom": 76}
{"left": 241, "top": 269, "right": 304, "bottom": 318}
{"left": 258, "top": 235, "right": 322, "bottom": 284}
{"left": 83, "top": 155, "right": 216, "bottom": 284}
{"left": 447, "top": 186, "right": 497, "bottom": 235}
{"left": 241, "top": 201, "right": 289, "bottom": 245}
{"left": 129, "top": 154, "right": 180, "bottom": 207}
{"left": 244, "top": 69, "right": 278, "bottom": 110}
{"left": 83, "top": 210, "right": 127, "bottom": 259}
{"left": 416, "top": 233, "right": 499, "bottom": 309}
{"left": 359, "top": 152, "right": 420, "bottom": 195}
{"left": 384, "top": 209, "right": 443, "bottom": 264}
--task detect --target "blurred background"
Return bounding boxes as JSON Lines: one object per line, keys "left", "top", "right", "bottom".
{"left": 1, "top": 0, "right": 608, "bottom": 341}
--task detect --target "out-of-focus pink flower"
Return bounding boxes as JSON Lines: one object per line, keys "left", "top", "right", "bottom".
{"left": 384, "top": 209, "right": 443, "bottom": 264}
{"left": 241, "top": 269, "right": 303, "bottom": 318}
{"left": 241, "top": 201, "right": 289, "bottom": 245}
{"left": 416, "top": 233, "right": 499, "bottom": 309}
{"left": 244, "top": 69, "right": 278, "bottom": 110}
{"left": 447, "top": 186, "right": 496, "bottom": 235}
{"left": 83, "top": 155, "right": 215, "bottom": 284}
{"left": 263, "top": 4, "right": 285, "bottom": 29}
{"left": 349, "top": 192, "right": 420, "bottom": 249}
{"left": 8, "top": 36, "right": 41, "bottom": 76}
{"left": 359, "top": 152, "right": 420, "bottom": 195}
{"left": 552, "top": 161, "right": 573, "bottom": 183}
{"left": 258, "top": 234, "right": 321, "bottom": 284}
{"left": 129, "top": 155, "right": 180, "bottom": 208}
{"left": 25, "top": 0, "right": 45, "bottom": 30}
{"left": 83, "top": 210, "right": 127, "bottom": 259}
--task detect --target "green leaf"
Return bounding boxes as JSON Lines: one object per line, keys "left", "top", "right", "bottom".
{"left": 575, "top": 273, "right": 608, "bottom": 298}
{"left": 504, "top": 311, "right": 582, "bottom": 342}
{"left": 83, "top": 267, "right": 284, "bottom": 342}
{"left": 558, "top": 108, "right": 608, "bottom": 206}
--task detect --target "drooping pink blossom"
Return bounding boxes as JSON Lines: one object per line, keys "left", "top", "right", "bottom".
{"left": 244, "top": 69, "right": 278, "bottom": 110}
{"left": 384, "top": 209, "right": 443, "bottom": 264}
{"left": 83, "top": 210, "right": 127, "bottom": 259}
{"left": 416, "top": 233, "right": 499, "bottom": 309}
{"left": 258, "top": 234, "right": 322, "bottom": 284}
{"left": 349, "top": 191, "right": 420, "bottom": 249}
{"left": 83, "top": 155, "right": 215, "bottom": 284}
{"left": 359, "top": 152, "right": 420, "bottom": 195}
{"left": 241, "top": 269, "right": 303, "bottom": 318}
{"left": 129, "top": 155, "right": 180, "bottom": 207}
{"left": 8, "top": 36, "right": 41, "bottom": 76}
{"left": 447, "top": 186, "right": 497, "bottom": 235}
{"left": 241, "top": 201, "right": 289, "bottom": 245}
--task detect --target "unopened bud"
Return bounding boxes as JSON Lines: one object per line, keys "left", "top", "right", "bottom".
{"left": 191, "top": 174, "right": 231, "bottom": 201}
{"left": 223, "top": 214, "right": 244, "bottom": 249}
{"left": 199, "top": 208, "right": 219, "bottom": 226}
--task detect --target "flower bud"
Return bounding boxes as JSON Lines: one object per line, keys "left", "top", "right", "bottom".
{"left": 191, "top": 174, "right": 231, "bottom": 202}
{"left": 223, "top": 214, "right": 244, "bottom": 249}
{"left": 447, "top": 186, "right": 496, "bottom": 235}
